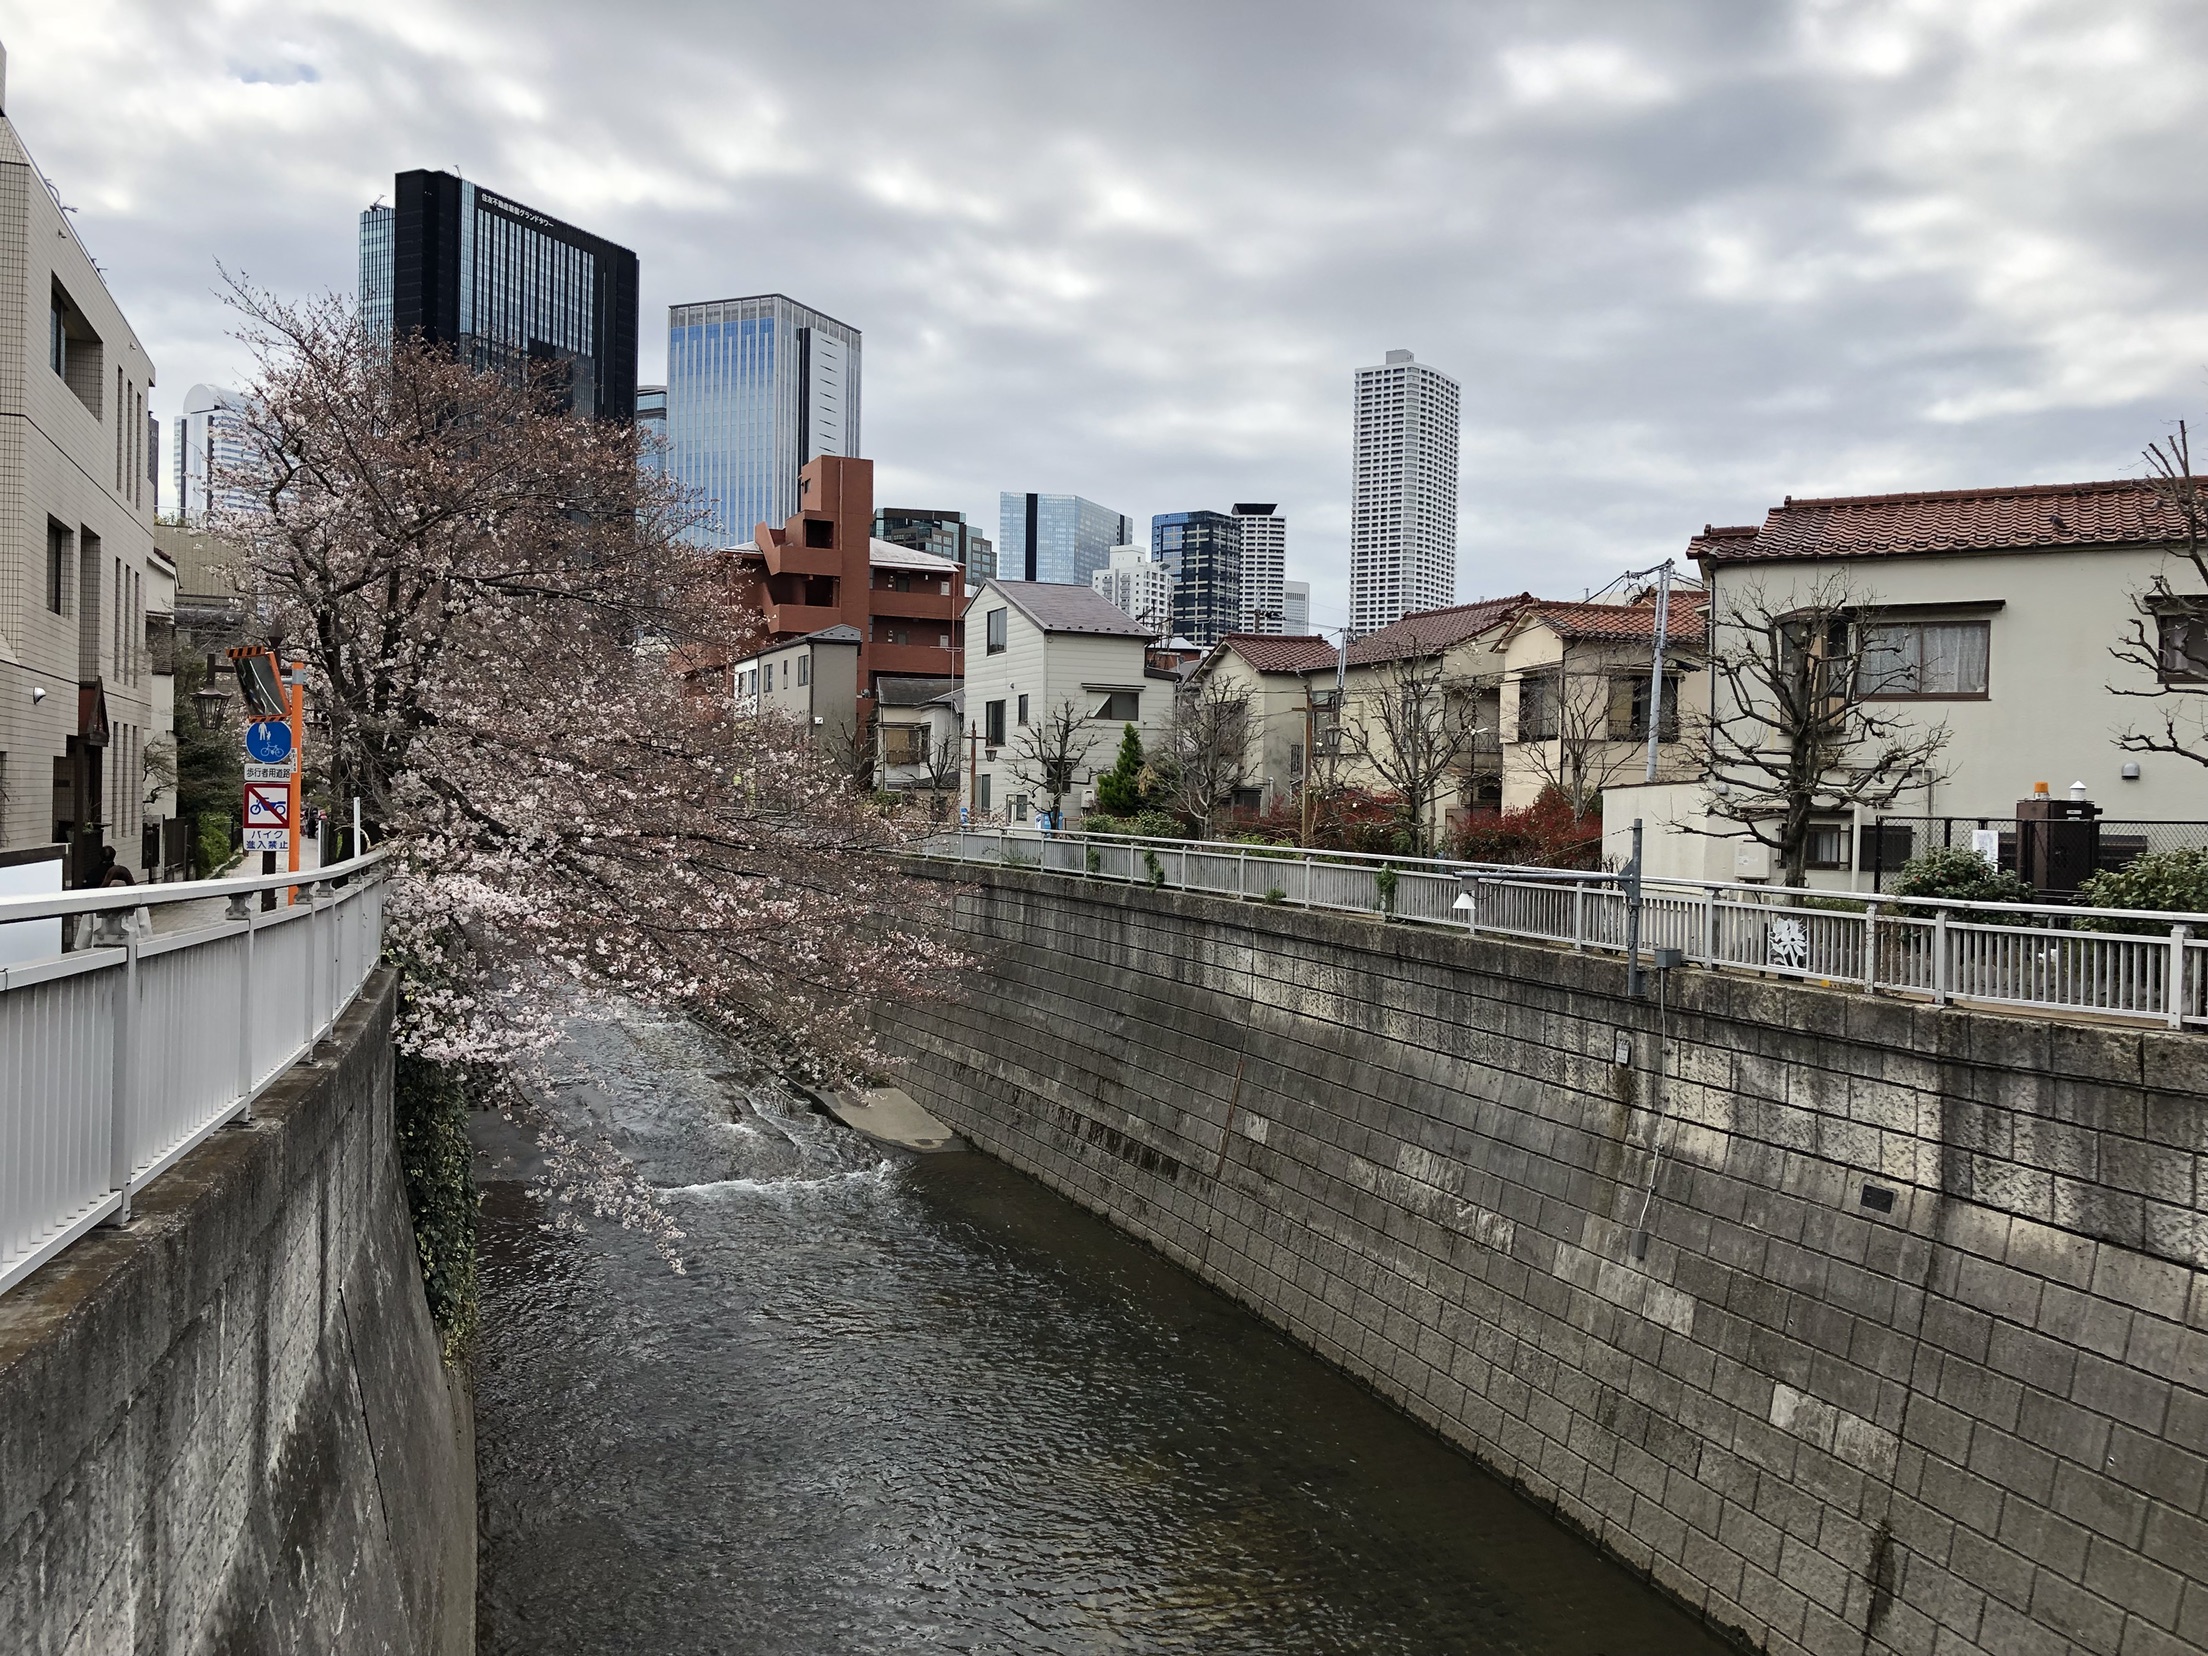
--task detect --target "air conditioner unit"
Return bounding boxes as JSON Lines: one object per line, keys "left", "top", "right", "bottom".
{"left": 1735, "top": 843, "right": 1772, "bottom": 880}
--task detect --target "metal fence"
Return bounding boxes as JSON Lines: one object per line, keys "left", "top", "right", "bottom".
{"left": 0, "top": 851, "right": 389, "bottom": 1300}
{"left": 1864, "top": 816, "right": 2208, "bottom": 893}
{"left": 916, "top": 829, "right": 2208, "bottom": 1032}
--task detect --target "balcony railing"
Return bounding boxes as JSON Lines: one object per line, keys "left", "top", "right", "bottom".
{"left": 0, "top": 850, "right": 389, "bottom": 1300}
{"left": 914, "top": 829, "right": 2208, "bottom": 1032}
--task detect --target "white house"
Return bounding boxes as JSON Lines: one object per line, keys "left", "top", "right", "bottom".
{"left": 1605, "top": 478, "right": 2208, "bottom": 887}
{"left": 961, "top": 580, "right": 1166, "bottom": 825}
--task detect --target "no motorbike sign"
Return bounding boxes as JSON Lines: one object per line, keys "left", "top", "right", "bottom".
{"left": 243, "top": 782, "right": 291, "bottom": 853}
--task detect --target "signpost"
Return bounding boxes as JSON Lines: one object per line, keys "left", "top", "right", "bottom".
{"left": 243, "top": 781, "right": 291, "bottom": 852}
{"left": 229, "top": 645, "right": 309, "bottom": 901}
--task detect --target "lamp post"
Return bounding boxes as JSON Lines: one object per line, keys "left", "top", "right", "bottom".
{"left": 193, "top": 653, "right": 230, "bottom": 731}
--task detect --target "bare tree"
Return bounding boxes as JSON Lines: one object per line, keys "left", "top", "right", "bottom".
{"left": 1510, "top": 664, "right": 1656, "bottom": 815}
{"left": 1159, "top": 677, "right": 1253, "bottom": 837}
{"left": 1691, "top": 574, "right": 1951, "bottom": 888}
{"left": 917, "top": 720, "right": 965, "bottom": 825}
{"left": 2111, "top": 420, "right": 2208, "bottom": 764}
{"left": 1342, "top": 631, "right": 1484, "bottom": 855}
{"left": 214, "top": 281, "right": 956, "bottom": 1068}
{"left": 1005, "top": 699, "right": 1098, "bottom": 825}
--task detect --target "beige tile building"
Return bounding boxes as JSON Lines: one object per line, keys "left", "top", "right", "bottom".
{"left": 0, "top": 50, "right": 162, "bottom": 884}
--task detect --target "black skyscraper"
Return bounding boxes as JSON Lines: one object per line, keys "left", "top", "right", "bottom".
{"left": 372, "top": 170, "right": 640, "bottom": 422}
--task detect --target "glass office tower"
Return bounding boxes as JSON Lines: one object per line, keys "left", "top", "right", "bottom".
{"left": 1153, "top": 509, "right": 1243, "bottom": 647}
{"left": 668, "top": 294, "right": 861, "bottom": 547}
{"left": 356, "top": 170, "right": 640, "bottom": 422}
{"left": 635, "top": 385, "right": 668, "bottom": 478}
{"left": 996, "top": 493, "right": 1132, "bottom": 587}
{"left": 875, "top": 507, "right": 991, "bottom": 586}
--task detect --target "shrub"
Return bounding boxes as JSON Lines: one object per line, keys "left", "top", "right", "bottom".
{"left": 1144, "top": 849, "right": 1166, "bottom": 887}
{"left": 1096, "top": 725, "right": 1148, "bottom": 816}
{"left": 1262, "top": 886, "right": 1287, "bottom": 905}
{"left": 1085, "top": 808, "right": 1183, "bottom": 840}
{"left": 2078, "top": 848, "right": 2208, "bottom": 934}
{"left": 1374, "top": 864, "right": 1399, "bottom": 916}
{"left": 1891, "top": 845, "right": 2035, "bottom": 926}
{"left": 1449, "top": 785, "right": 1602, "bottom": 869}
{"left": 1084, "top": 846, "right": 1100, "bottom": 873}
{"left": 394, "top": 1053, "right": 480, "bottom": 1360}
{"left": 1306, "top": 788, "right": 1415, "bottom": 856}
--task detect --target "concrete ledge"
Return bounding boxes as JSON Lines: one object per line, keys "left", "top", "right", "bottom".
{"left": 0, "top": 968, "right": 474, "bottom": 1655}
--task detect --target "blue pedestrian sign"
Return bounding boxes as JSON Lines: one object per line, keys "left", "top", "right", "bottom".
{"left": 245, "top": 720, "right": 293, "bottom": 764}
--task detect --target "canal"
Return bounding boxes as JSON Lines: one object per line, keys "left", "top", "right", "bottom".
{"left": 471, "top": 1003, "right": 1732, "bottom": 1655}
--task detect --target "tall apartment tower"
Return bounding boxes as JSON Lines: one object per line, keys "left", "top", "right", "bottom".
{"left": 1349, "top": 349, "right": 1459, "bottom": 635}
{"left": 1091, "top": 544, "right": 1174, "bottom": 635}
{"left": 1232, "top": 502, "right": 1287, "bottom": 632}
{"left": 356, "top": 171, "right": 640, "bottom": 423}
{"left": 668, "top": 294, "right": 861, "bottom": 546}
{"left": 172, "top": 384, "right": 253, "bottom": 526}
{"left": 997, "top": 493, "right": 1131, "bottom": 587}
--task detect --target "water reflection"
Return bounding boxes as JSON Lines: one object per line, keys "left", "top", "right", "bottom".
{"left": 472, "top": 1006, "right": 1728, "bottom": 1655}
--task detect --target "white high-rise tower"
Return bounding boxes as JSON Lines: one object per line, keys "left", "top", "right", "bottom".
{"left": 1349, "top": 349, "right": 1459, "bottom": 635}
{"left": 1232, "top": 503, "right": 1287, "bottom": 633}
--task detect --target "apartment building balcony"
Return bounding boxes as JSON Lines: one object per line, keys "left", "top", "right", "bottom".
{"left": 868, "top": 640, "right": 958, "bottom": 679}
{"left": 764, "top": 601, "right": 845, "bottom": 637}
{"left": 870, "top": 587, "right": 958, "bottom": 622}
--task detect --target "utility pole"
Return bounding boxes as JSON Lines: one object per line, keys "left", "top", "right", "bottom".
{"left": 966, "top": 721, "right": 980, "bottom": 824}
{"left": 1643, "top": 560, "right": 1672, "bottom": 784}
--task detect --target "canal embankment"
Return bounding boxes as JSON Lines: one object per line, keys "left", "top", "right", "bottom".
{"left": 0, "top": 969, "right": 474, "bottom": 1654}
{"left": 876, "top": 861, "right": 2208, "bottom": 1656}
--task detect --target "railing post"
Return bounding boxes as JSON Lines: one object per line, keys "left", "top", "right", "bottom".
{"left": 2169, "top": 924, "right": 2190, "bottom": 1030}
{"left": 1933, "top": 908, "right": 1951, "bottom": 1006}
{"left": 106, "top": 919, "right": 140, "bottom": 1223}
{"left": 1302, "top": 853, "right": 1313, "bottom": 908}
{"left": 1572, "top": 882, "right": 1586, "bottom": 952}
{"left": 1702, "top": 888, "right": 1718, "bottom": 965}
{"left": 235, "top": 890, "right": 258, "bottom": 1119}
{"left": 1862, "top": 902, "right": 1881, "bottom": 996}
{"left": 1239, "top": 847, "right": 1249, "bottom": 900}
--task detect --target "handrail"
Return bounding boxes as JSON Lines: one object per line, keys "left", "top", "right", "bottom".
{"left": 910, "top": 828, "right": 2208, "bottom": 1030}
{"left": 0, "top": 845, "right": 390, "bottom": 924}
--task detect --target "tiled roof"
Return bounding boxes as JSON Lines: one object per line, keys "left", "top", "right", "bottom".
{"left": 1345, "top": 595, "right": 1534, "bottom": 664}
{"left": 969, "top": 580, "right": 1153, "bottom": 638}
{"left": 1517, "top": 590, "right": 1708, "bottom": 647}
{"left": 1215, "top": 633, "right": 1340, "bottom": 673}
{"left": 1689, "top": 479, "right": 2188, "bottom": 565}
{"left": 875, "top": 675, "right": 957, "bottom": 707}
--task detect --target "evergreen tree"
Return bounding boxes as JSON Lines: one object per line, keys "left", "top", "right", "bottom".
{"left": 1096, "top": 724, "right": 1146, "bottom": 816}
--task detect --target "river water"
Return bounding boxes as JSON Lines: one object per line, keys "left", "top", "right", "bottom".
{"left": 471, "top": 1004, "right": 1730, "bottom": 1656}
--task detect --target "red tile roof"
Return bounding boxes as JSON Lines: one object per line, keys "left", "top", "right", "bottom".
{"left": 1345, "top": 594, "right": 1534, "bottom": 664}
{"left": 1212, "top": 633, "right": 1340, "bottom": 673}
{"left": 1515, "top": 590, "right": 1708, "bottom": 647}
{"left": 1689, "top": 478, "right": 2188, "bottom": 565}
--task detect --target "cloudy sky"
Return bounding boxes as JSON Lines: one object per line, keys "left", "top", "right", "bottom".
{"left": 10, "top": 0, "right": 2208, "bottom": 630}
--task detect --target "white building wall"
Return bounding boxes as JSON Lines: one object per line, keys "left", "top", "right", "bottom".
{"left": 1234, "top": 507, "right": 1287, "bottom": 633}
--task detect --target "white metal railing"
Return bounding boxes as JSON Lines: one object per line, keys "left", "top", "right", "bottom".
{"left": 915, "top": 829, "right": 2208, "bottom": 1031}
{"left": 0, "top": 850, "right": 389, "bottom": 1300}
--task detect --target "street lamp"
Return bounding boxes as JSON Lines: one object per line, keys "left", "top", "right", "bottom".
{"left": 193, "top": 653, "right": 231, "bottom": 731}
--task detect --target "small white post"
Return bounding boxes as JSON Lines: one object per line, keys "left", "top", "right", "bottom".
{"left": 2169, "top": 924, "right": 2190, "bottom": 1030}
{"left": 1933, "top": 908, "right": 1951, "bottom": 1006}
{"left": 107, "top": 921, "right": 140, "bottom": 1222}
{"left": 1572, "top": 882, "right": 1586, "bottom": 952}
{"left": 1702, "top": 888, "right": 1719, "bottom": 965}
{"left": 1862, "top": 902, "right": 1882, "bottom": 996}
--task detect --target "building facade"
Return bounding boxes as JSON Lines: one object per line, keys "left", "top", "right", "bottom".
{"left": 1282, "top": 580, "right": 1311, "bottom": 633}
{"left": 1, "top": 62, "right": 165, "bottom": 885}
{"left": 171, "top": 384, "right": 253, "bottom": 526}
{"left": 670, "top": 293, "right": 860, "bottom": 547}
{"left": 996, "top": 492, "right": 1131, "bottom": 587}
{"left": 731, "top": 455, "right": 961, "bottom": 698}
{"left": 1091, "top": 544, "right": 1174, "bottom": 635}
{"left": 357, "top": 170, "right": 640, "bottom": 423}
{"left": 875, "top": 507, "right": 993, "bottom": 588}
{"left": 960, "top": 580, "right": 1162, "bottom": 825}
{"left": 1350, "top": 349, "right": 1459, "bottom": 636}
{"left": 1153, "top": 509, "right": 1242, "bottom": 648}
{"left": 634, "top": 384, "right": 666, "bottom": 478}
{"left": 1232, "top": 502, "right": 1287, "bottom": 632}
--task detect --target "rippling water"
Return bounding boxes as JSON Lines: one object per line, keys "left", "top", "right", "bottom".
{"left": 471, "top": 1006, "right": 1730, "bottom": 1656}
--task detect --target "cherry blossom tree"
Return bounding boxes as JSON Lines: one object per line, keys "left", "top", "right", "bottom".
{"left": 213, "top": 283, "right": 960, "bottom": 1070}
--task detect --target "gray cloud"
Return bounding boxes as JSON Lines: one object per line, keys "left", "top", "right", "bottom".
{"left": 11, "top": 0, "right": 2208, "bottom": 630}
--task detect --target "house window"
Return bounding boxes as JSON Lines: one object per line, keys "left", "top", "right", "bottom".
{"left": 883, "top": 725, "right": 929, "bottom": 766}
{"left": 1091, "top": 689, "right": 1139, "bottom": 721}
{"left": 1289, "top": 741, "right": 1305, "bottom": 780}
{"left": 985, "top": 699, "right": 1007, "bottom": 746}
{"left": 1017, "top": 694, "right": 1029, "bottom": 726}
{"left": 986, "top": 608, "right": 1008, "bottom": 654}
{"left": 2155, "top": 608, "right": 2208, "bottom": 684}
{"left": 46, "top": 521, "right": 70, "bottom": 616}
{"left": 1608, "top": 675, "right": 1682, "bottom": 742}
{"left": 1515, "top": 673, "right": 1557, "bottom": 741}
{"left": 1860, "top": 822, "right": 1915, "bottom": 873}
{"left": 886, "top": 626, "right": 909, "bottom": 646}
{"left": 803, "top": 517, "right": 835, "bottom": 548}
{"left": 797, "top": 655, "right": 810, "bottom": 686}
{"left": 1805, "top": 820, "right": 1852, "bottom": 870}
{"left": 1012, "top": 795, "right": 1030, "bottom": 823}
{"left": 1858, "top": 620, "right": 1990, "bottom": 698}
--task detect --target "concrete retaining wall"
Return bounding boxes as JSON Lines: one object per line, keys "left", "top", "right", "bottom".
{"left": 878, "top": 865, "right": 2208, "bottom": 1656}
{"left": 0, "top": 969, "right": 475, "bottom": 1654}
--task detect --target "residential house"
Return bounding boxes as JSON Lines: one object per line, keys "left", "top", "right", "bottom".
{"left": 876, "top": 676, "right": 961, "bottom": 801}
{"left": 1494, "top": 592, "right": 1707, "bottom": 811}
{"left": 1182, "top": 634, "right": 1340, "bottom": 816}
{"left": 734, "top": 625, "right": 861, "bottom": 752}
{"left": 1605, "top": 479, "right": 2208, "bottom": 886}
{"left": 961, "top": 580, "right": 1164, "bottom": 825}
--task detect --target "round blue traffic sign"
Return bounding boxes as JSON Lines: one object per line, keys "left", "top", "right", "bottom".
{"left": 246, "top": 720, "right": 293, "bottom": 763}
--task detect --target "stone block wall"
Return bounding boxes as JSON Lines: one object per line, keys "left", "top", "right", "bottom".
{"left": 876, "top": 866, "right": 2208, "bottom": 1656}
{"left": 0, "top": 970, "right": 475, "bottom": 1654}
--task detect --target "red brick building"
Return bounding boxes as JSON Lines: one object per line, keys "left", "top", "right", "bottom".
{"left": 734, "top": 455, "right": 963, "bottom": 697}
